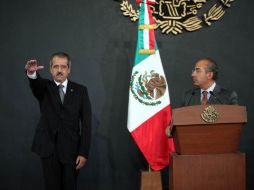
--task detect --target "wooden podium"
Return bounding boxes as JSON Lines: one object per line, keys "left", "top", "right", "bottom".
{"left": 170, "top": 105, "right": 247, "bottom": 190}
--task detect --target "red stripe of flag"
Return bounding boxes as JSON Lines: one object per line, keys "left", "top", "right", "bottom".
{"left": 147, "top": 2, "right": 155, "bottom": 50}
{"left": 130, "top": 105, "right": 175, "bottom": 171}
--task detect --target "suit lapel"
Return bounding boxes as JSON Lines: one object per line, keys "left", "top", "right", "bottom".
{"left": 208, "top": 84, "right": 221, "bottom": 104}
{"left": 187, "top": 88, "right": 201, "bottom": 105}
{"left": 50, "top": 80, "right": 75, "bottom": 105}
{"left": 193, "top": 89, "right": 201, "bottom": 105}
{"left": 63, "top": 81, "right": 75, "bottom": 105}
{"left": 50, "top": 81, "right": 62, "bottom": 105}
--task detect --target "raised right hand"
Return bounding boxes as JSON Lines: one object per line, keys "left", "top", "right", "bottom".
{"left": 25, "top": 59, "right": 44, "bottom": 75}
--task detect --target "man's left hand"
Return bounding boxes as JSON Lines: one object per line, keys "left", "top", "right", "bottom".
{"left": 75, "top": 155, "right": 87, "bottom": 170}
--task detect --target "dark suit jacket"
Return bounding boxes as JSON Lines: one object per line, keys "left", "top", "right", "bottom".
{"left": 182, "top": 84, "right": 238, "bottom": 106}
{"left": 28, "top": 74, "right": 91, "bottom": 164}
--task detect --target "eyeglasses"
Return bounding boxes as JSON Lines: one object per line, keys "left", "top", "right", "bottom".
{"left": 192, "top": 68, "right": 205, "bottom": 73}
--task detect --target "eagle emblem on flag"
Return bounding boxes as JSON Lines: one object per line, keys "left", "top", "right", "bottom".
{"left": 130, "top": 70, "right": 167, "bottom": 106}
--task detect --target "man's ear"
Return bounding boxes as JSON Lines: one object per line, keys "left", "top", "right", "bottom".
{"left": 207, "top": 72, "right": 214, "bottom": 80}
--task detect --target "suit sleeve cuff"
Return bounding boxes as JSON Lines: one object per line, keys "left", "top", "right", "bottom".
{"left": 27, "top": 72, "right": 37, "bottom": 79}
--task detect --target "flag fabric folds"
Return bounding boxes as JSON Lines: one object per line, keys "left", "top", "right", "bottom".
{"left": 127, "top": 0, "right": 175, "bottom": 171}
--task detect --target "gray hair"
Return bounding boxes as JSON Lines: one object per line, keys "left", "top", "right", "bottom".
{"left": 49, "top": 52, "right": 71, "bottom": 68}
{"left": 197, "top": 57, "right": 218, "bottom": 80}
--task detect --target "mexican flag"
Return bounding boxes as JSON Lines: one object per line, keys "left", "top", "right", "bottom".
{"left": 127, "top": 0, "right": 175, "bottom": 171}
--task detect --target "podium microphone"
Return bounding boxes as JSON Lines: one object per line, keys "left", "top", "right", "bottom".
{"left": 187, "top": 91, "right": 195, "bottom": 106}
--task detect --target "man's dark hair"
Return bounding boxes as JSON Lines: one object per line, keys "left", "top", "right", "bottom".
{"left": 198, "top": 57, "right": 218, "bottom": 80}
{"left": 50, "top": 52, "right": 71, "bottom": 68}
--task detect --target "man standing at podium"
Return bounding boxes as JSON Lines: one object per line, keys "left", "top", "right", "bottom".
{"left": 182, "top": 57, "right": 238, "bottom": 106}
{"left": 166, "top": 57, "right": 238, "bottom": 137}
{"left": 165, "top": 58, "right": 246, "bottom": 190}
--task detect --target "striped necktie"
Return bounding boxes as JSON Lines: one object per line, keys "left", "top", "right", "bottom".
{"left": 58, "top": 84, "right": 65, "bottom": 103}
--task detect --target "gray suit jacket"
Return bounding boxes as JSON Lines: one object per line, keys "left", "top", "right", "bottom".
{"left": 182, "top": 84, "right": 238, "bottom": 106}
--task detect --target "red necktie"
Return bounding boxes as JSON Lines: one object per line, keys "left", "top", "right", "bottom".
{"left": 201, "top": 91, "right": 208, "bottom": 105}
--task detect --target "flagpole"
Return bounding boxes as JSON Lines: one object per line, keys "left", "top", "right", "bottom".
{"left": 127, "top": 0, "right": 175, "bottom": 171}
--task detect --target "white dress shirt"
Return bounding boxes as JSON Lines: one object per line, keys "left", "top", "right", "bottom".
{"left": 200, "top": 82, "right": 216, "bottom": 101}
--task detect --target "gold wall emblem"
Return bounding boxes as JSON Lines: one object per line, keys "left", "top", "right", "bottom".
{"left": 120, "top": 0, "right": 234, "bottom": 35}
{"left": 201, "top": 106, "right": 219, "bottom": 123}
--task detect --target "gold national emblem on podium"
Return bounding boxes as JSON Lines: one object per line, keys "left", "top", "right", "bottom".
{"left": 120, "top": 0, "right": 234, "bottom": 35}
{"left": 201, "top": 105, "right": 219, "bottom": 123}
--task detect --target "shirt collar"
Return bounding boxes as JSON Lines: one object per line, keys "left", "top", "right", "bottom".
{"left": 54, "top": 79, "right": 68, "bottom": 88}
{"left": 201, "top": 82, "right": 216, "bottom": 94}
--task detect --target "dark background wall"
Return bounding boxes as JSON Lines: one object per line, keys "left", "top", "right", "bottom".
{"left": 0, "top": 0, "right": 253, "bottom": 189}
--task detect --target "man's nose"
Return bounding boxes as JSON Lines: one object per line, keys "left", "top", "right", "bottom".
{"left": 57, "top": 67, "right": 62, "bottom": 72}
